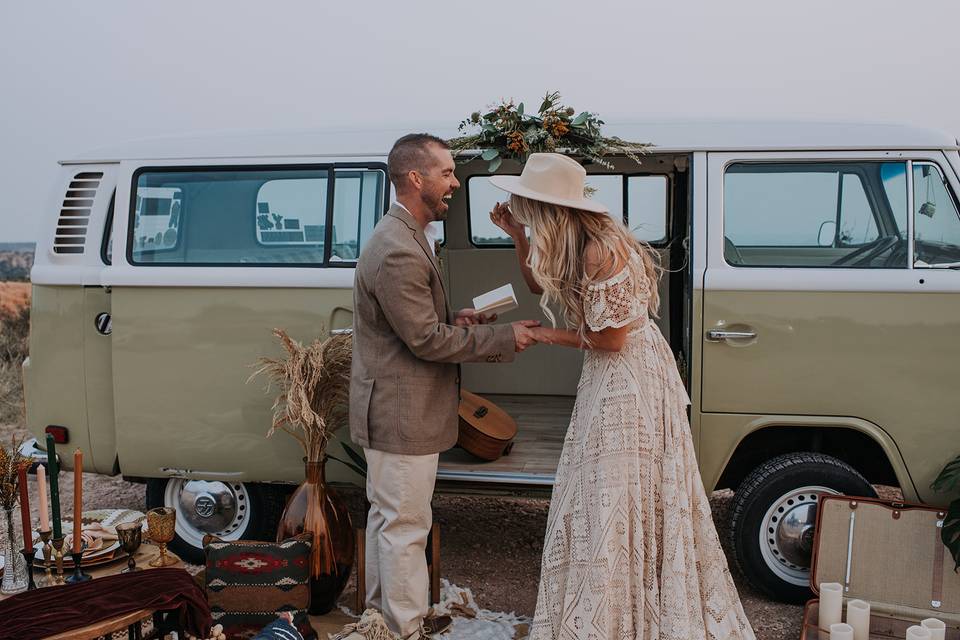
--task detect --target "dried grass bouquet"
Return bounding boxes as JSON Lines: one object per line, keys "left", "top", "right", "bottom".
{"left": 0, "top": 436, "right": 28, "bottom": 511}
{"left": 250, "top": 330, "right": 352, "bottom": 463}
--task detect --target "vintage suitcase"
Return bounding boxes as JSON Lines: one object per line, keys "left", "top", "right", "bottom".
{"left": 800, "top": 495, "right": 960, "bottom": 639}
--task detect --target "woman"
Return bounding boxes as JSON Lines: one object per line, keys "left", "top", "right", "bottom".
{"left": 489, "top": 154, "right": 755, "bottom": 640}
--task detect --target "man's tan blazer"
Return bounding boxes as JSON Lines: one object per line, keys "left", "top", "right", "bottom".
{"left": 350, "top": 205, "right": 516, "bottom": 455}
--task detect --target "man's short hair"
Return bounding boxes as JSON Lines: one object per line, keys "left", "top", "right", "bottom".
{"left": 387, "top": 133, "right": 450, "bottom": 189}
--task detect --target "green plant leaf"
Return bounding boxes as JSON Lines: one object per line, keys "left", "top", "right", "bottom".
{"left": 340, "top": 441, "right": 367, "bottom": 472}
{"left": 488, "top": 156, "right": 502, "bottom": 172}
{"left": 571, "top": 112, "right": 589, "bottom": 126}
{"left": 933, "top": 455, "right": 960, "bottom": 493}
{"left": 941, "top": 498, "right": 960, "bottom": 571}
{"left": 481, "top": 148, "right": 500, "bottom": 161}
{"left": 326, "top": 454, "right": 366, "bottom": 478}
{"left": 517, "top": 102, "right": 524, "bottom": 116}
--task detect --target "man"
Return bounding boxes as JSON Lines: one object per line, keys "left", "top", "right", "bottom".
{"left": 350, "top": 133, "right": 539, "bottom": 638}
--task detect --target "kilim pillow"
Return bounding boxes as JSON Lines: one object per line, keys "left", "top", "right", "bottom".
{"left": 204, "top": 533, "right": 316, "bottom": 640}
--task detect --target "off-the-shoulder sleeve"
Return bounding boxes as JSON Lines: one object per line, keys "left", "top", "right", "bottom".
{"left": 583, "top": 263, "right": 649, "bottom": 332}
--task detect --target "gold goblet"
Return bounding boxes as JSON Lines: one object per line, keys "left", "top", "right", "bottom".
{"left": 145, "top": 507, "right": 178, "bottom": 568}
{"left": 116, "top": 521, "right": 143, "bottom": 572}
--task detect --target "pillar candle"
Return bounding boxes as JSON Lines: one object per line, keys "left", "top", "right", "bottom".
{"left": 72, "top": 449, "right": 82, "bottom": 554}
{"left": 37, "top": 464, "right": 49, "bottom": 532}
{"left": 829, "top": 623, "right": 853, "bottom": 640}
{"left": 845, "top": 599, "right": 870, "bottom": 640}
{"left": 819, "top": 582, "right": 843, "bottom": 629}
{"left": 45, "top": 434, "right": 62, "bottom": 539}
{"left": 907, "top": 626, "right": 931, "bottom": 640}
{"left": 921, "top": 618, "right": 946, "bottom": 640}
{"left": 17, "top": 462, "right": 32, "bottom": 553}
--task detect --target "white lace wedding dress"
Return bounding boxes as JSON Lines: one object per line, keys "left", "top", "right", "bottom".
{"left": 529, "top": 253, "right": 756, "bottom": 640}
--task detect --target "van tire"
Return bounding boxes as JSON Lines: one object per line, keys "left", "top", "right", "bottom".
{"left": 145, "top": 478, "right": 286, "bottom": 565}
{"left": 729, "top": 452, "right": 876, "bottom": 603}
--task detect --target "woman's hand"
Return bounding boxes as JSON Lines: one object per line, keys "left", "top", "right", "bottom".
{"left": 490, "top": 202, "right": 524, "bottom": 240}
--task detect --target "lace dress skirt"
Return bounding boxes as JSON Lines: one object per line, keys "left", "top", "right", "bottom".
{"left": 528, "top": 258, "right": 756, "bottom": 640}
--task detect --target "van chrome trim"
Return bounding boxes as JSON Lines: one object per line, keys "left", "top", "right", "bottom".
{"left": 101, "top": 265, "right": 356, "bottom": 288}
{"left": 435, "top": 469, "right": 555, "bottom": 486}
{"left": 159, "top": 468, "right": 245, "bottom": 479}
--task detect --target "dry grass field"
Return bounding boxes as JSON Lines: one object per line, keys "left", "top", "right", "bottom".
{"left": 0, "top": 281, "right": 30, "bottom": 317}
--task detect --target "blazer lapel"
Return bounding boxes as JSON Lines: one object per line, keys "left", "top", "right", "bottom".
{"left": 386, "top": 205, "right": 450, "bottom": 311}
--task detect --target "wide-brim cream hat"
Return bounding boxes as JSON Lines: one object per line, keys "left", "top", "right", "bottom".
{"left": 488, "top": 153, "right": 608, "bottom": 214}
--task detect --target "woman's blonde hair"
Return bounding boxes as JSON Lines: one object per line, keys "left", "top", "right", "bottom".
{"left": 508, "top": 194, "right": 661, "bottom": 338}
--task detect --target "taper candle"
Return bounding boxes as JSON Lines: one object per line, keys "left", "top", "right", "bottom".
{"left": 845, "top": 599, "right": 869, "bottom": 640}
{"left": 921, "top": 618, "right": 946, "bottom": 640}
{"left": 829, "top": 623, "right": 853, "bottom": 640}
{"left": 72, "top": 449, "right": 82, "bottom": 554}
{"left": 819, "top": 582, "right": 843, "bottom": 629}
{"left": 45, "top": 434, "right": 61, "bottom": 539}
{"left": 17, "top": 462, "right": 32, "bottom": 553}
{"left": 37, "top": 464, "right": 49, "bottom": 532}
{"left": 907, "top": 625, "right": 931, "bottom": 640}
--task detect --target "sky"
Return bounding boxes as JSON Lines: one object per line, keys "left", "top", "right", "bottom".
{"left": 2, "top": 0, "right": 959, "bottom": 243}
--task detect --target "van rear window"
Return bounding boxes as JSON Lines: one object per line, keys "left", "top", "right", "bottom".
{"left": 128, "top": 165, "right": 386, "bottom": 266}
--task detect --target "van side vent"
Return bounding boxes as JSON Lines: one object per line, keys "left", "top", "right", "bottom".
{"left": 53, "top": 171, "right": 103, "bottom": 255}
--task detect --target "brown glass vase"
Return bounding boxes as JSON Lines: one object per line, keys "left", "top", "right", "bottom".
{"left": 276, "top": 458, "right": 355, "bottom": 615}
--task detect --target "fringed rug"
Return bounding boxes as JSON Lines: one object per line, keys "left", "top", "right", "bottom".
{"left": 329, "top": 580, "right": 531, "bottom": 640}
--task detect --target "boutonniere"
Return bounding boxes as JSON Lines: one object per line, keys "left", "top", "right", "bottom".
{"left": 433, "top": 239, "right": 444, "bottom": 271}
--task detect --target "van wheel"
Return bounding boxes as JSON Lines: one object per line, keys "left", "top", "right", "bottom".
{"left": 729, "top": 452, "right": 876, "bottom": 603}
{"left": 145, "top": 478, "right": 285, "bottom": 565}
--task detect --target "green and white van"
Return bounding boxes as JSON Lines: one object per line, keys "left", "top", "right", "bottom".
{"left": 21, "top": 121, "right": 960, "bottom": 602}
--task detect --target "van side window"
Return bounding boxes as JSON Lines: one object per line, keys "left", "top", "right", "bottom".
{"left": 912, "top": 162, "right": 960, "bottom": 268}
{"left": 723, "top": 162, "right": 908, "bottom": 268}
{"left": 129, "top": 166, "right": 385, "bottom": 266}
{"left": 467, "top": 173, "right": 669, "bottom": 246}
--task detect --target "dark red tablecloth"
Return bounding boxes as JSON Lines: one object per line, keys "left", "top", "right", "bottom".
{"left": 0, "top": 568, "right": 211, "bottom": 639}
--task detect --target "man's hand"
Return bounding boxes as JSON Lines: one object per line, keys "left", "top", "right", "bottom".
{"left": 512, "top": 320, "right": 541, "bottom": 352}
{"left": 455, "top": 308, "right": 498, "bottom": 327}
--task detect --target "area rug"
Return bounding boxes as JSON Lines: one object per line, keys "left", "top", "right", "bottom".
{"left": 329, "top": 579, "right": 531, "bottom": 640}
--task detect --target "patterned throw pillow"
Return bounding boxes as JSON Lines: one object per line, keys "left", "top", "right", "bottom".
{"left": 204, "top": 533, "right": 315, "bottom": 640}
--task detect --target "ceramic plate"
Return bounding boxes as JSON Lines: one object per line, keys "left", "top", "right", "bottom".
{"left": 33, "top": 508, "right": 146, "bottom": 567}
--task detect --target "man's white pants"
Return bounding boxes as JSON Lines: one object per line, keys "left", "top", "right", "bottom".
{"left": 363, "top": 448, "right": 439, "bottom": 638}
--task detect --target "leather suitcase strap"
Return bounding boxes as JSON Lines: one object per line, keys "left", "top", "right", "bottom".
{"left": 932, "top": 518, "right": 945, "bottom": 608}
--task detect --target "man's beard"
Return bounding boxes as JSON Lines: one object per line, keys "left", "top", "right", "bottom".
{"left": 423, "top": 190, "right": 448, "bottom": 221}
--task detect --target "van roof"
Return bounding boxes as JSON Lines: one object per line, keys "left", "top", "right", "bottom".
{"left": 65, "top": 119, "right": 960, "bottom": 163}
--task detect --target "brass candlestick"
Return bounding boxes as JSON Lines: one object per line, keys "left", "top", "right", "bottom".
{"left": 51, "top": 535, "right": 66, "bottom": 585}
{"left": 38, "top": 529, "right": 53, "bottom": 587}
{"left": 66, "top": 540, "right": 91, "bottom": 583}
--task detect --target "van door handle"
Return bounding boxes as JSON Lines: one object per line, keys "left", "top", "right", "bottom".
{"left": 330, "top": 328, "right": 353, "bottom": 336}
{"left": 705, "top": 329, "right": 756, "bottom": 342}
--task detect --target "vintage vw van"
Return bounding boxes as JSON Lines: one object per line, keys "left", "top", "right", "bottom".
{"left": 21, "top": 121, "right": 960, "bottom": 602}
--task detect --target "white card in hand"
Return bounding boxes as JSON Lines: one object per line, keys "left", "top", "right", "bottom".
{"left": 472, "top": 283, "right": 518, "bottom": 316}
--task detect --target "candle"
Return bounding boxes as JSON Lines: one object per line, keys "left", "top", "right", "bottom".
{"left": 921, "top": 618, "right": 946, "bottom": 640}
{"left": 819, "top": 582, "right": 843, "bottom": 629}
{"left": 37, "top": 464, "right": 49, "bottom": 532}
{"left": 845, "top": 599, "right": 870, "bottom": 640}
{"left": 907, "top": 625, "right": 932, "bottom": 640}
{"left": 17, "top": 462, "right": 32, "bottom": 553}
{"left": 829, "top": 623, "right": 853, "bottom": 640}
{"left": 72, "top": 449, "right": 82, "bottom": 554}
{"left": 45, "top": 434, "right": 61, "bottom": 539}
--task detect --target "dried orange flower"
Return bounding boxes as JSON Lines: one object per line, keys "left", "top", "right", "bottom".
{"left": 506, "top": 131, "right": 528, "bottom": 153}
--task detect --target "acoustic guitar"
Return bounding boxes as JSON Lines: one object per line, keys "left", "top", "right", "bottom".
{"left": 457, "top": 389, "right": 518, "bottom": 461}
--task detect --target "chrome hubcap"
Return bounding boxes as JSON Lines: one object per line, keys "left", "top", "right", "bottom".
{"left": 759, "top": 485, "right": 838, "bottom": 586}
{"left": 164, "top": 479, "right": 249, "bottom": 548}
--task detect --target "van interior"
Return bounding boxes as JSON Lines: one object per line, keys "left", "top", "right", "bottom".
{"left": 436, "top": 154, "right": 692, "bottom": 487}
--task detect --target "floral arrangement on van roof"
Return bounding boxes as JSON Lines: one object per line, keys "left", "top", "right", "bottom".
{"left": 448, "top": 91, "right": 652, "bottom": 172}
{"left": 250, "top": 330, "right": 352, "bottom": 462}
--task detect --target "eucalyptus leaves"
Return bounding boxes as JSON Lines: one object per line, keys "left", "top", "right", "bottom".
{"left": 448, "top": 91, "right": 651, "bottom": 172}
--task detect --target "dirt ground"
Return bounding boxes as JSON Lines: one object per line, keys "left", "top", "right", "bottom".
{"left": 0, "top": 422, "right": 832, "bottom": 639}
